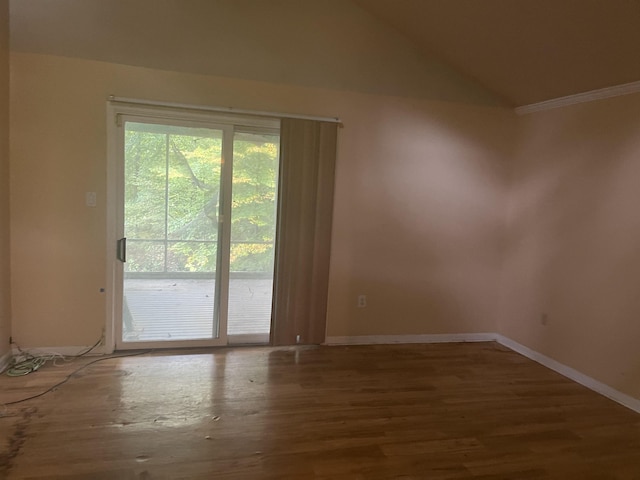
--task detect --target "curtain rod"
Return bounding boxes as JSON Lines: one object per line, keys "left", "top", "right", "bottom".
{"left": 108, "top": 95, "right": 342, "bottom": 125}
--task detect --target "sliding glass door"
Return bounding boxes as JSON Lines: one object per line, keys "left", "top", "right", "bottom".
{"left": 227, "top": 130, "right": 279, "bottom": 344}
{"left": 112, "top": 108, "right": 279, "bottom": 349}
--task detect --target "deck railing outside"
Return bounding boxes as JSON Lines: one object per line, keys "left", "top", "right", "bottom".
{"left": 123, "top": 240, "right": 273, "bottom": 343}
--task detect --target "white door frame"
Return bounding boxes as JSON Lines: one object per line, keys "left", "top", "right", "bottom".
{"left": 105, "top": 101, "right": 279, "bottom": 352}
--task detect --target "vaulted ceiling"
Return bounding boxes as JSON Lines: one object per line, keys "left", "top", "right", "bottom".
{"left": 355, "top": 0, "right": 640, "bottom": 106}
{"left": 9, "top": 0, "right": 640, "bottom": 107}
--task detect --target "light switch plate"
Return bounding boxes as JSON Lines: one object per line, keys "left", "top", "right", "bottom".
{"left": 86, "top": 192, "right": 97, "bottom": 207}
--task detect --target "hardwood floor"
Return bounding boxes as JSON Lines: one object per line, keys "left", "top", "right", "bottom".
{"left": 1, "top": 343, "right": 639, "bottom": 479}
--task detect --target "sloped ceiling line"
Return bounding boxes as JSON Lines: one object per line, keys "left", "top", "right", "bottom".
{"left": 354, "top": 0, "right": 640, "bottom": 106}
{"left": 9, "top": 0, "right": 640, "bottom": 107}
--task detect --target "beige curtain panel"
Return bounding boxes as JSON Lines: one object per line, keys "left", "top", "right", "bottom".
{"left": 271, "top": 118, "right": 338, "bottom": 346}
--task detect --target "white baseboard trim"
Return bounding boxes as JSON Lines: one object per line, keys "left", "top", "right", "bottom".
{"left": 495, "top": 334, "right": 640, "bottom": 415}
{"left": 324, "top": 333, "right": 498, "bottom": 346}
{"left": 11, "top": 345, "right": 108, "bottom": 357}
{"left": 0, "top": 349, "right": 12, "bottom": 373}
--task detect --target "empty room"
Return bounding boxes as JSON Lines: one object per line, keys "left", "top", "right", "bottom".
{"left": 1, "top": 1, "right": 640, "bottom": 478}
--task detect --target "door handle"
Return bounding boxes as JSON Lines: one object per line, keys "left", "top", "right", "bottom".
{"left": 117, "top": 237, "right": 127, "bottom": 263}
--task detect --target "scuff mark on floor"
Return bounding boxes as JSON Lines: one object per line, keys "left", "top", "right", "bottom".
{"left": 0, "top": 406, "right": 37, "bottom": 477}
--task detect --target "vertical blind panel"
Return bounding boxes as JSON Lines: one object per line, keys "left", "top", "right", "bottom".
{"left": 271, "top": 119, "right": 338, "bottom": 345}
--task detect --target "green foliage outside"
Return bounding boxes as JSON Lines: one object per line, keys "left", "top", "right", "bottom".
{"left": 124, "top": 122, "right": 278, "bottom": 275}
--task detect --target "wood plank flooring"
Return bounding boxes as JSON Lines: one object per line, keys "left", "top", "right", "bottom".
{"left": 1, "top": 343, "right": 639, "bottom": 479}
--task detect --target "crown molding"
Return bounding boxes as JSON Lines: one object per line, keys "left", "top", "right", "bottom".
{"left": 515, "top": 80, "right": 640, "bottom": 115}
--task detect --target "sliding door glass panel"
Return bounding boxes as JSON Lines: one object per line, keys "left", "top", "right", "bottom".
{"left": 227, "top": 131, "right": 279, "bottom": 341}
{"left": 123, "top": 122, "right": 223, "bottom": 342}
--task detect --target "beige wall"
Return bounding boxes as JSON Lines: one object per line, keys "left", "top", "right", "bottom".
{"left": 9, "top": 53, "right": 513, "bottom": 347}
{"left": 329, "top": 99, "right": 512, "bottom": 337}
{"left": 501, "top": 93, "right": 640, "bottom": 400}
{"left": 0, "top": 0, "right": 11, "bottom": 362}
